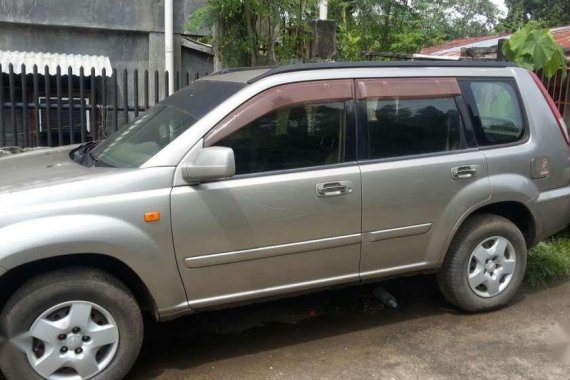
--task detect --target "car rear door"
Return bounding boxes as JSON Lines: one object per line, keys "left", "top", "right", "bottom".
{"left": 356, "top": 77, "right": 492, "bottom": 279}
{"left": 170, "top": 80, "right": 362, "bottom": 309}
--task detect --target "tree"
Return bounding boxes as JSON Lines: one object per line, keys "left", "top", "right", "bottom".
{"left": 330, "top": 0, "right": 499, "bottom": 56}
{"left": 187, "top": 0, "right": 319, "bottom": 68}
{"left": 187, "top": 0, "right": 500, "bottom": 67}
{"left": 500, "top": 0, "right": 570, "bottom": 31}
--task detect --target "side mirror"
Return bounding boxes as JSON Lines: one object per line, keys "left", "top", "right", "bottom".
{"left": 182, "top": 146, "right": 236, "bottom": 184}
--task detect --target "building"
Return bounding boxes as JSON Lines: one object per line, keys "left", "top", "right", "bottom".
{"left": 0, "top": 0, "right": 213, "bottom": 147}
{"left": 0, "top": 0, "right": 212, "bottom": 76}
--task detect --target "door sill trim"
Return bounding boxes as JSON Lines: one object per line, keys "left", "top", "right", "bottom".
{"left": 187, "top": 273, "right": 360, "bottom": 308}
{"left": 360, "top": 261, "right": 432, "bottom": 281}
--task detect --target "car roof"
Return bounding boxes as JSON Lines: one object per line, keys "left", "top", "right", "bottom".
{"left": 204, "top": 60, "right": 518, "bottom": 84}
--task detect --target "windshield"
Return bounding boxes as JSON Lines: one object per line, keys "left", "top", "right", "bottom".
{"left": 85, "top": 79, "right": 246, "bottom": 168}
{"left": 89, "top": 105, "right": 196, "bottom": 168}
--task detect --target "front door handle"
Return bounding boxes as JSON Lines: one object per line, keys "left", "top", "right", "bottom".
{"left": 316, "top": 181, "right": 353, "bottom": 197}
{"left": 451, "top": 165, "right": 480, "bottom": 180}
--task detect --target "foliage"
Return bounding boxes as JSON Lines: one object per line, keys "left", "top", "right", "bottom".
{"left": 502, "top": 22, "right": 567, "bottom": 78}
{"left": 187, "top": 0, "right": 318, "bottom": 67}
{"left": 526, "top": 229, "right": 570, "bottom": 289}
{"left": 187, "top": 0, "right": 501, "bottom": 67}
{"left": 500, "top": 0, "right": 570, "bottom": 31}
{"left": 329, "top": 0, "right": 499, "bottom": 57}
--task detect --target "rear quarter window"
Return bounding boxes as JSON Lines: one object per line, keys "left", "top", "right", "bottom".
{"left": 461, "top": 80, "right": 525, "bottom": 146}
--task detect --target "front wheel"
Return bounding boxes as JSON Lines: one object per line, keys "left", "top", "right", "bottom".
{"left": 437, "top": 214, "right": 527, "bottom": 312}
{"left": 0, "top": 267, "right": 143, "bottom": 380}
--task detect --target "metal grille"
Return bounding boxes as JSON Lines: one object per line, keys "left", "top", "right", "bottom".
{"left": 539, "top": 68, "right": 570, "bottom": 124}
{"left": 0, "top": 64, "right": 209, "bottom": 148}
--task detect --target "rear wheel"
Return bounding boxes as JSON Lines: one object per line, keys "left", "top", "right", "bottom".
{"left": 437, "top": 214, "right": 527, "bottom": 312}
{"left": 0, "top": 268, "right": 143, "bottom": 380}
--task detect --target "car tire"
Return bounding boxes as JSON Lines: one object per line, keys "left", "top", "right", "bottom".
{"left": 437, "top": 214, "right": 527, "bottom": 313}
{"left": 0, "top": 267, "right": 143, "bottom": 380}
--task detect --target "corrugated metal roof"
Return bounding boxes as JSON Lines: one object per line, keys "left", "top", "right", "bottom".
{"left": 421, "top": 25, "right": 570, "bottom": 58}
{"left": 0, "top": 50, "right": 112, "bottom": 76}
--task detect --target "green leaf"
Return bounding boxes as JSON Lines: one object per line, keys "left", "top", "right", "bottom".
{"left": 544, "top": 48, "right": 568, "bottom": 79}
{"left": 522, "top": 30, "right": 556, "bottom": 69}
{"left": 515, "top": 54, "right": 535, "bottom": 70}
{"left": 501, "top": 40, "right": 516, "bottom": 61}
{"left": 508, "top": 29, "right": 528, "bottom": 52}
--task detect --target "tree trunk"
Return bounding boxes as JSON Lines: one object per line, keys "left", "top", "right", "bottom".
{"left": 244, "top": 1, "right": 258, "bottom": 66}
{"left": 268, "top": 5, "right": 278, "bottom": 64}
{"left": 297, "top": 0, "right": 307, "bottom": 60}
{"left": 381, "top": 1, "right": 392, "bottom": 51}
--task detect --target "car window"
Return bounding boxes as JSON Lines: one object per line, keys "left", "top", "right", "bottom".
{"left": 364, "top": 97, "right": 463, "bottom": 160}
{"left": 87, "top": 79, "right": 246, "bottom": 168}
{"left": 466, "top": 81, "right": 524, "bottom": 145}
{"left": 89, "top": 105, "right": 196, "bottom": 168}
{"left": 214, "top": 102, "right": 346, "bottom": 175}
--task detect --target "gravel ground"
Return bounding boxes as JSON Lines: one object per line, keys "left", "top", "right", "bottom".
{"left": 128, "top": 276, "right": 570, "bottom": 380}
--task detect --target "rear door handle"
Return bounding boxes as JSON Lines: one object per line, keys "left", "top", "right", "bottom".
{"left": 316, "top": 181, "right": 353, "bottom": 197}
{"left": 451, "top": 165, "right": 480, "bottom": 180}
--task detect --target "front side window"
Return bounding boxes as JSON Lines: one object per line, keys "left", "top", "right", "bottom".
{"left": 463, "top": 80, "right": 525, "bottom": 146}
{"left": 364, "top": 97, "right": 463, "bottom": 160}
{"left": 214, "top": 102, "right": 347, "bottom": 175}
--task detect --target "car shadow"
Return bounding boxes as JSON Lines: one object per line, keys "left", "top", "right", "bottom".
{"left": 127, "top": 275, "right": 490, "bottom": 379}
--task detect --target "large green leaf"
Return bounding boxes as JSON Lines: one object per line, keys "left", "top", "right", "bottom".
{"left": 522, "top": 30, "right": 556, "bottom": 69}
{"left": 516, "top": 54, "right": 536, "bottom": 70}
{"left": 502, "top": 25, "right": 567, "bottom": 79}
{"left": 508, "top": 28, "right": 528, "bottom": 52}
{"left": 543, "top": 47, "right": 568, "bottom": 79}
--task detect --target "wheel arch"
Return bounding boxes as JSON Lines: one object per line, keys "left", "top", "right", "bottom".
{"left": 0, "top": 254, "right": 159, "bottom": 320}
{"left": 449, "top": 201, "right": 538, "bottom": 253}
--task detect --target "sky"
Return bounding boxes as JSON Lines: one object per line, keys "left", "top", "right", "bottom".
{"left": 491, "top": 0, "right": 508, "bottom": 17}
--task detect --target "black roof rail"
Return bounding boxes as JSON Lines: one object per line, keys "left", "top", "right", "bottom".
{"left": 247, "top": 60, "right": 517, "bottom": 84}
{"left": 207, "top": 65, "right": 276, "bottom": 77}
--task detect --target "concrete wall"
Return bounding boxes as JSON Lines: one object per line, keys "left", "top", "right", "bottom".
{"left": 0, "top": 23, "right": 150, "bottom": 71}
{"left": 0, "top": 0, "right": 210, "bottom": 74}
{"left": 0, "top": 0, "right": 201, "bottom": 34}
{"left": 0, "top": 0, "right": 213, "bottom": 146}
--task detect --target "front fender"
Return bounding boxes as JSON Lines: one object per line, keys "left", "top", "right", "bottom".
{"left": 0, "top": 214, "right": 188, "bottom": 315}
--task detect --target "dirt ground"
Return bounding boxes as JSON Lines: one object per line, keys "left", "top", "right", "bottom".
{"left": 128, "top": 276, "right": 570, "bottom": 380}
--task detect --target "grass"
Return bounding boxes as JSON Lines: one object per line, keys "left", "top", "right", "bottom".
{"left": 526, "top": 228, "right": 570, "bottom": 289}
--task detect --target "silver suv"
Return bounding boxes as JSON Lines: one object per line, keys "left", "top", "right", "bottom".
{"left": 1, "top": 61, "right": 569, "bottom": 379}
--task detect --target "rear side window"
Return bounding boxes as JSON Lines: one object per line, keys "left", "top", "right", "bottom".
{"left": 462, "top": 80, "right": 525, "bottom": 146}
{"left": 364, "top": 97, "right": 463, "bottom": 159}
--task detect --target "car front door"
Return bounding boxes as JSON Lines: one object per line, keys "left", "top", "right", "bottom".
{"left": 356, "top": 77, "right": 492, "bottom": 279}
{"left": 171, "top": 80, "right": 362, "bottom": 309}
